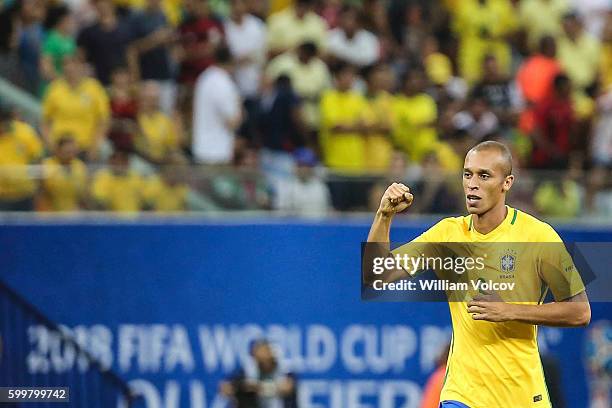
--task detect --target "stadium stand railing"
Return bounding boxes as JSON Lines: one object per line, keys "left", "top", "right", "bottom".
{"left": 0, "top": 278, "right": 137, "bottom": 407}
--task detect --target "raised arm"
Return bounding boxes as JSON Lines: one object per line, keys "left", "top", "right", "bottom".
{"left": 364, "top": 183, "right": 413, "bottom": 286}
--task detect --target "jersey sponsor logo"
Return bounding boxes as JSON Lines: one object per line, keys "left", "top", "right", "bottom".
{"left": 533, "top": 394, "right": 542, "bottom": 402}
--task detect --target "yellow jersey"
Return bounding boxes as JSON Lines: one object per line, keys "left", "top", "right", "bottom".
{"left": 91, "top": 169, "right": 145, "bottom": 212}
{"left": 392, "top": 93, "right": 438, "bottom": 163}
{"left": 41, "top": 157, "right": 88, "bottom": 211}
{"left": 142, "top": 175, "right": 188, "bottom": 212}
{"left": 319, "top": 89, "right": 368, "bottom": 173}
{"left": 136, "top": 111, "right": 179, "bottom": 162}
{"left": 393, "top": 206, "right": 585, "bottom": 408}
{"left": 42, "top": 78, "right": 110, "bottom": 150}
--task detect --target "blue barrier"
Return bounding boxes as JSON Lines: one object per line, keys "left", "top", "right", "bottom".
{"left": 0, "top": 219, "right": 611, "bottom": 408}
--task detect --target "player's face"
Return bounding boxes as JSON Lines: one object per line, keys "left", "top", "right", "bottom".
{"left": 462, "top": 149, "right": 512, "bottom": 215}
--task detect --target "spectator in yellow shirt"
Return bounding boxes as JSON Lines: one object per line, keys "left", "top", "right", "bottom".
{"left": 90, "top": 150, "right": 145, "bottom": 212}
{"left": 362, "top": 64, "right": 395, "bottom": 173}
{"left": 266, "top": 0, "right": 327, "bottom": 56}
{"left": 393, "top": 68, "right": 438, "bottom": 163}
{"left": 135, "top": 81, "right": 184, "bottom": 164}
{"left": 41, "top": 55, "right": 110, "bottom": 160}
{"left": 319, "top": 63, "right": 370, "bottom": 210}
{"left": 557, "top": 12, "right": 601, "bottom": 91}
{"left": 0, "top": 106, "right": 43, "bottom": 211}
{"left": 319, "top": 63, "right": 367, "bottom": 174}
{"left": 40, "top": 135, "right": 87, "bottom": 211}
{"left": 266, "top": 41, "right": 332, "bottom": 130}
{"left": 142, "top": 163, "right": 189, "bottom": 212}
{"left": 519, "top": 0, "right": 570, "bottom": 50}
{"left": 453, "top": 0, "right": 517, "bottom": 83}
{"left": 599, "top": 14, "right": 612, "bottom": 91}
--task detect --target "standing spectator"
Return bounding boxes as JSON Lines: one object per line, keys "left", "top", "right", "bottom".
{"left": 192, "top": 46, "right": 242, "bottom": 165}
{"left": 18, "top": 0, "right": 45, "bottom": 96}
{"left": 41, "top": 5, "right": 76, "bottom": 83}
{"left": 42, "top": 55, "right": 110, "bottom": 160}
{"left": 320, "top": 63, "right": 368, "bottom": 210}
{"left": 178, "top": 0, "right": 224, "bottom": 86}
{"left": 326, "top": 5, "right": 380, "bottom": 68}
{"left": 319, "top": 63, "right": 367, "bottom": 173}
{"left": 275, "top": 147, "right": 331, "bottom": 216}
{"left": 362, "top": 64, "right": 394, "bottom": 172}
{"left": 225, "top": 0, "right": 266, "bottom": 141}
{"left": 266, "top": 41, "right": 331, "bottom": 132}
{"left": 90, "top": 149, "right": 145, "bottom": 212}
{"left": 519, "top": 0, "right": 570, "bottom": 49}
{"left": 109, "top": 66, "right": 138, "bottom": 121}
{"left": 393, "top": 68, "right": 439, "bottom": 163}
{"left": 0, "top": 104, "right": 43, "bottom": 211}
{"left": 530, "top": 74, "right": 575, "bottom": 169}
{"left": 516, "top": 36, "right": 562, "bottom": 106}
{"left": 266, "top": 0, "right": 327, "bottom": 56}
{"left": 557, "top": 11, "right": 601, "bottom": 92}
{"left": 257, "top": 75, "right": 303, "bottom": 184}
{"left": 77, "top": 0, "right": 131, "bottom": 86}
{"left": 127, "top": 0, "right": 177, "bottom": 113}
{"left": 135, "top": 81, "right": 183, "bottom": 164}
{"left": 40, "top": 135, "right": 88, "bottom": 211}
{"left": 452, "top": 0, "right": 517, "bottom": 83}
{"left": 225, "top": 0, "right": 265, "bottom": 100}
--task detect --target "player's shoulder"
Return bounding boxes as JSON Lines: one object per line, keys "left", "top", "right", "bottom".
{"left": 513, "top": 208, "right": 562, "bottom": 242}
{"left": 423, "top": 215, "right": 469, "bottom": 241}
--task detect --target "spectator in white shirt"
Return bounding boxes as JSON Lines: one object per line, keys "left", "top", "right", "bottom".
{"left": 275, "top": 147, "right": 331, "bottom": 217}
{"left": 224, "top": 0, "right": 267, "bottom": 99}
{"left": 326, "top": 5, "right": 380, "bottom": 67}
{"left": 192, "top": 46, "right": 243, "bottom": 164}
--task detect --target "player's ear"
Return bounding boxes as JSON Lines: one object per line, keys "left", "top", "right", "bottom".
{"left": 502, "top": 174, "right": 514, "bottom": 193}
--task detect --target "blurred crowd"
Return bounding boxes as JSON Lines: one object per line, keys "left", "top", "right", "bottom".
{"left": 0, "top": 0, "right": 611, "bottom": 216}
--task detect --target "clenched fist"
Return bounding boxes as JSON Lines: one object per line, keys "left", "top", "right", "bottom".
{"left": 378, "top": 183, "right": 413, "bottom": 216}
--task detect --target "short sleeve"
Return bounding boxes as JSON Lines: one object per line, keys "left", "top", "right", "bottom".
{"left": 537, "top": 224, "right": 586, "bottom": 301}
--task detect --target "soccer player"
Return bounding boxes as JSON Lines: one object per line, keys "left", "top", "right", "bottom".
{"left": 366, "top": 141, "right": 590, "bottom": 408}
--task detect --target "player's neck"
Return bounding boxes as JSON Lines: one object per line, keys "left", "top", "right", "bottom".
{"left": 473, "top": 203, "right": 508, "bottom": 235}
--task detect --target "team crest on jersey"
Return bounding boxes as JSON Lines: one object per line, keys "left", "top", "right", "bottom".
{"left": 500, "top": 249, "right": 517, "bottom": 276}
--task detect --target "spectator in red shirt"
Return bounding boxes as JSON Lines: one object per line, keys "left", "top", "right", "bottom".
{"left": 109, "top": 66, "right": 138, "bottom": 120}
{"left": 177, "top": 0, "right": 224, "bottom": 85}
{"left": 531, "top": 74, "right": 575, "bottom": 169}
